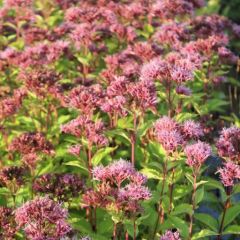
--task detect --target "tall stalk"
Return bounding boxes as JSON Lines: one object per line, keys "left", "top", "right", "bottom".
{"left": 131, "top": 112, "right": 138, "bottom": 166}
{"left": 189, "top": 171, "right": 198, "bottom": 239}
{"left": 217, "top": 187, "right": 232, "bottom": 240}
{"left": 133, "top": 219, "right": 136, "bottom": 240}
{"left": 152, "top": 157, "right": 168, "bottom": 238}
{"left": 168, "top": 164, "right": 176, "bottom": 213}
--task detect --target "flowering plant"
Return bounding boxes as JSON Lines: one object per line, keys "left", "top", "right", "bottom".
{"left": 0, "top": 0, "right": 240, "bottom": 239}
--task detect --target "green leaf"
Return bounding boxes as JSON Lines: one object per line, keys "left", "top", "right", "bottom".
{"left": 196, "top": 180, "right": 208, "bottom": 188}
{"left": 148, "top": 141, "right": 166, "bottom": 159}
{"left": 219, "top": 204, "right": 240, "bottom": 229}
{"left": 205, "top": 178, "right": 225, "bottom": 192}
{"left": 64, "top": 161, "right": 88, "bottom": 172}
{"left": 92, "top": 147, "right": 117, "bottom": 166}
{"left": 124, "top": 219, "right": 139, "bottom": 238}
{"left": 171, "top": 204, "right": 193, "bottom": 216}
{"left": 167, "top": 216, "right": 189, "bottom": 238}
{"left": 192, "top": 229, "right": 217, "bottom": 239}
{"left": 195, "top": 186, "right": 205, "bottom": 204}
{"left": 194, "top": 213, "right": 218, "bottom": 231}
{"left": 185, "top": 173, "right": 194, "bottom": 185}
{"left": 223, "top": 225, "right": 240, "bottom": 235}
{"left": 140, "top": 168, "right": 161, "bottom": 180}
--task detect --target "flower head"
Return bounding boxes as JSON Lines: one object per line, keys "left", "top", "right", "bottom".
{"left": 181, "top": 120, "right": 204, "bottom": 140}
{"left": 33, "top": 173, "right": 84, "bottom": 201}
{"left": 0, "top": 166, "right": 28, "bottom": 188}
{"left": 9, "top": 132, "right": 54, "bottom": 155}
{"left": 65, "top": 85, "right": 104, "bottom": 114}
{"left": 68, "top": 144, "right": 81, "bottom": 156}
{"left": 0, "top": 207, "right": 17, "bottom": 239}
{"left": 216, "top": 126, "right": 240, "bottom": 161}
{"left": 176, "top": 85, "right": 192, "bottom": 96}
{"left": 15, "top": 196, "right": 72, "bottom": 239}
{"left": 217, "top": 161, "right": 240, "bottom": 187}
{"left": 84, "top": 159, "right": 150, "bottom": 215}
{"left": 184, "top": 141, "right": 212, "bottom": 168}
{"left": 154, "top": 117, "right": 184, "bottom": 153}
{"left": 160, "top": 230, "right": 181, "bottom": 240}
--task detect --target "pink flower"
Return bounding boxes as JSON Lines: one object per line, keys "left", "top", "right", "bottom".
{"left": 216, "top": 126, "right": 240, "bottom": 161}
{"left": 154, "top": 22, "right": 189, "bottom": 49}
{"left": 65, "top": 84, "right": 104, "bottom": 114}
{"left": 156, "top": 130, "right": 184, "bottom": 153}
{"left": 106, "top": 76, "right": 129, "bottom": 97}
{"left": 155, "top": 116, "right": 178, "bottom": 132}
{"left": 22, "top": 153, "right": 39, "bottom": 169}
{"left": 181, "top": 120, "right": 204, "bottom": 140}
{"left": 217, "top": 161, "right": 240, "bottom": 187}
{"left": 184, "top": 141, "right": 212, "bottom": 168}
{"left": 154, "top": 117, "right": 184, "bottom": 152}
{"left": 100, "top": 95, "right": 127, "bottom": 117}
{"left": 0, "top": 207, "right": 17, "bottom": 239}
{"left": 176, "top": 85, "right": 192, "bottom": 96}
{"left": 152, "top": 0, "right": 194, "bottom": 19}
{"left": 68, "top": 144, "right": 81, "bottom": 156}
{"left": 0, "top": 88, "right": 27, "bottom": 120}
{"left": 128, "top": 80, "right": 157, "bottom": 111}
{"left": 140, "top": 57, "right": 168, "bottom": 82}
{"left": 119, "top": 183, "right": 151, "bottom": 201}
{"left": 5, "top": 0, "right": 32, "bottom": 7}
{"left": 70, "top": 23, "right": 93, "bottom": 48}
{"left": 15, "top": 197, "right": 72, "bottom": 239}
{"left": 217, "top": 162, "right": 240, "bottom": 187}
{"left": 160, "top": 230, "right": 181, "bottom": 240}
{"left": 61, "top": 116, "right": 108, "bottom": 146}
{"left": 218, "top": 47, "right": 238, "bottom": 64}
{"left": 84, "top": 159, "right": 150, "bottom": 215}
{"left": 19, "top": 68, "right": 60, "bottom": 97}
{"left": 9, "top": 132, "right": 54, "bottom": 155}
{"left": 33, "top": 173, "right": 84, "bottom": 201}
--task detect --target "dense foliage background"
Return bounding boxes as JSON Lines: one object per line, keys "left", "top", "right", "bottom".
{"left": 0, "top": 0, "right": 240, "bottom": 239}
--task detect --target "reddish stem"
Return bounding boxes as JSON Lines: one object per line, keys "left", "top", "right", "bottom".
{"left": 217, "top": 188, "right": 232, "bottom": 240}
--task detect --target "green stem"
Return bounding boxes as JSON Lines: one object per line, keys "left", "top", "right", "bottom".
{"left": 189, "top": 172, "right": 197, "bottom": 239}
{"left": 152, "top": 158, "right": 168, "bottom": 238}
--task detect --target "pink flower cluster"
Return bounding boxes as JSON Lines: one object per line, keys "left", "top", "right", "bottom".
{"left": 217, "top": 161, "right": 240, "bottom": 187}
{"left": 9, "top": 132, "right": 54, "bottom": 169}
{"left": 33, "top": 173, "right": 84, "bottom": 201}
{"left": 154, "top": 117, "right": 204, "bottom": 153}
{"left": 151, "top": 0, "right": 195, "bottom": 19}
{"left": 0, "top": 207, "right": 17, "bottom": 239}
{"left": 184, "top": 141, "right": 212, "bottom": 168}
{"left": 0, "top": 166, "right": 28, "bottom": 188}
{"left": 9, "top": 132, "right": 54, "bottom": 155}
{"left": 19, "top": 68, "right": 60, "bottom": 97}
{"left": 0, "top": 88, "right": 27, "bottom": 120}
{"left": 83, "top": 159, "right": 151, "bottom": 214}
{"left": 15, "top": 196, "right": 72, "bottom": 240}
{"left": 216, "top": 126, "right": 240, "bottom": 161}
{"left": 61, "top": 116, "right": 108, "bottom": 146}
{"left": 160, "top": 230, "right": 181, "bottom": 240}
